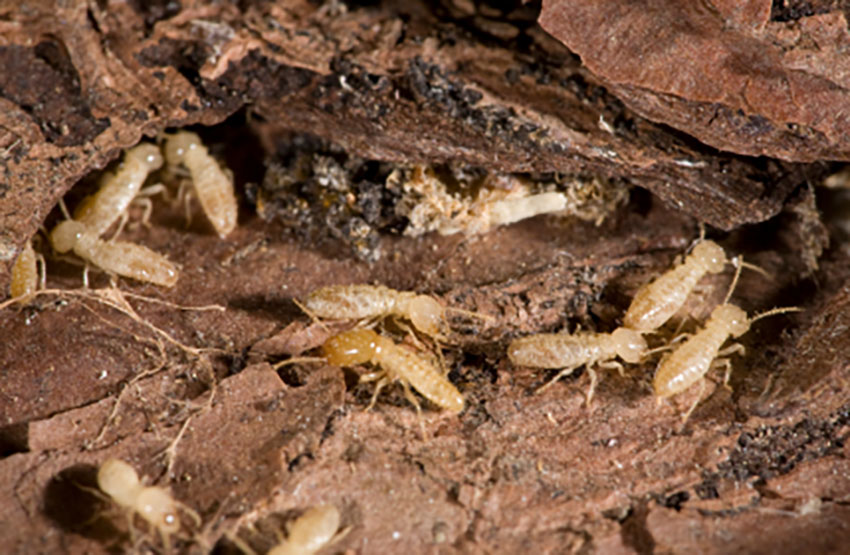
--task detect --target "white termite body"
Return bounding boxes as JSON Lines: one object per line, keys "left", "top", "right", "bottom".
{"left": 305, "top": 284, "right": 449, "bottom": 341}
{"left": 323, "top": 328, "right": 464, "bottom": 414}
{"left": 10, "top": 240, "right": 40, "bottom": 301}
{"left": 164, "top": 131, "right": 237, "bottom": 238}
{"left": 652, "top": 304, "right": 748, "bottom": 399}
{"left": 508, "top": 327, "right": 647, "bottom": 403}
{"left": 97, "top": 458, "right": 190, "bottom": 551}
{"left": 623, "top": 240, "right": 727, "bottom": 332}
{"left": 50, "top": 220, "right": 178, "bottom": 287}
{"left": 269, "top": 504, "right": 343, "bottom": 555}
{"left": 75, "top": 143, "right": 164, "bottom": 236}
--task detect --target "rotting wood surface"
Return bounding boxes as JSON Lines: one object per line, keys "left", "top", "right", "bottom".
{"left": 2, "top": 1, "right": 850, "bottom": 554}
{"left": 0, "top": 0, "right": 827, "bottom": 289}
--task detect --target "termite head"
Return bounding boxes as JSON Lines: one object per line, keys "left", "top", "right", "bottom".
{"left": 611, "top": 327, "right": 647, "bottom": 363}
{"left": 692, "top": 240, "right": 727, "bottom": 273}
{"left": 323, "top": 329, "right": 383, "bottom": 365}
{"left": 408, "top": 295, "right": 448, "bottom": 339}
{"left": 164, "top": 131, "right": 201, "bottom": 165}
{"left": 128, "top": 143, "right": 164, "bottom": 172}
{"left": 136, "top": 486, "right": 180, "bottom": 535}
{"left": 98, "top": 458, "right": 141, "bottom": 508}
{"left": 49, "top": 220, "right": 85, "bottom": 253}
{"left": 711, "top": 304, "right": 749, "bottom": 337}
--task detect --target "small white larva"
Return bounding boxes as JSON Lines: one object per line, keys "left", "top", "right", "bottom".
{"left": 74, "top": 143, "right": 164, "bottom": 236}
{"left": 164, "top": 131, "right": 237, "bottom": 238}
{"left": 508, "top": 327, "right": 648, "bottom": 404}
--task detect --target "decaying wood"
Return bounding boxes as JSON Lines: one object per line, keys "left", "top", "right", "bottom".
{"left": 2, "top": 1, "right": 850, "bottom": 554}
{"left": 0, "top": 0, "right": 826, "bottom": 289}
{"left": 540, "top": 0, "right": 850, "bottom": 162}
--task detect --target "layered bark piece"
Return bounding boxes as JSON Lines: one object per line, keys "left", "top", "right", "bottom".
{"left": 0, "top": 0, "right": 815, "bottom": 290}
{"left": 540, "top": 0, "right": 850, "bottom": 161}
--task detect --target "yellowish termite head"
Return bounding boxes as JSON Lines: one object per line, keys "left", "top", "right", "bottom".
{"left": 610, "top": 327, "right": 647, "bottom": 363}
{"left": 692, "top": 240, "right": 727, "bottom": 273}
{"left": 49, "top": 220, "right": 85, "bottom": 253}
{"left": 323, "top": 329, "right": 383, "bottom": 366}
{"left": 128, "top": 143, "right": 164, "bottom": 172}
{"left": 711, "top": 304, "right": 749, "bottom": 337}
{"left": 136, "top": 486, "right": 181, "bottom": 535}
{"left": 408, "top": 295, "right": 447, "bottom": 339}
{"left": 163, "top": 131, "right": 201, "bottom": 165}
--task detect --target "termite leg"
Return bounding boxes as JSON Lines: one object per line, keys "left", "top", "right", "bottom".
{"left": 110, "top": 210, "right": 131, "bottom": 240}
{"left": 176, "top": 500, "right": 202, "bottom": 527}
{"left": 717, "top": 343, "right": 745, "bottom": 359}
{"left": 713, "top": 358, "right": 734, "bottom": 391}
{"left": 536, "top": 364, "right": 580, "bottom": 394}
{"left": 601, "top": 359, "right": 625, "bottom": 378}
{"left": 363, "top": 375, "right": 390, "bottom": 412}
{"left": 681, "top": 379, "right": 707, "bottom": 425}
{"left": 140, "top": 183, "right": 170, "bottom": 203}
{"left": 585, "top": 366, "right": 599, "bottom": 406}
{"left": 714, "top": 343, "right": 746, "bottom": 391}
{"left": 37, "top": 251, "right": 46, "bottom": 290}
{"left": 225, "top": 532, "right": 258, "bottom": 555}
{"left": 82, "top": 264, "right": 91, "bottom": 289}
{"left": 401, "top": 380, "right": 427, "bottom": 438}
{"left": 131, "top": 198, "right": 153, "bottom": 228}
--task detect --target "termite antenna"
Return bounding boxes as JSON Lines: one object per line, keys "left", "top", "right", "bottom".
{"left": 723, "top": 255, "right": 745, "bottom": 304}
{"left": 736, "top": 259, "right": 772, "bottom": 279}
{"left": 58, "top": 197, "right": 72, "bottom": 221}
{"left": 272, "top": 356, "right": 325, "bottom": 370}
{"left": 445, "top": 306, "right": 493, "bottom": 322}
{"left": 750, "top": 306, "right": 803, "bottom": 324}
{"left": 683, "top": 222, "right": 707, "bottom": 255}
{"left": 292, "top": 297, "right": 330, "bottom": 332}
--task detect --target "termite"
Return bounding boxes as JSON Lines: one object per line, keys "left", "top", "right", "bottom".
{"left": 97, "top": 458, "right": 200, "bottom": 551}
{"left": 9, "top": 239, "right": 44, "bottom": 302}
{"left": 230, "top": 504, "right": 348, "bottom": 555}
{"left": 622, "top": 236, "right": 769, "bottom": 334}
{"left": 622, "top": 239, "right": 730, "bottom": 332}
{"left": 269, "top": 504, "right": 346, "bottom": 555}
{"left": 652, "top": 261, "right": 800, "bottom": 422}
{"left": 74, "top": 143, "right": 164, "bottom": 236}
{"left": 164, "top": 131, "right": 238, "bottom": 238}
{"left": 49, "top": 219, "right": 178, "bottom": 287}
{"left": 322, "top": 328, "right": 465, "bottom": 416}
{"left": 304, "top": 284, "right": 452, "bottom": 342}
{"left": 508, "top": 327, "right": 648, "bottom": 404}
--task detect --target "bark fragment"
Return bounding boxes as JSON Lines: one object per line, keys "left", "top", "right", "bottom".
{"left": 539, "top": 0, "right": 850, "bottom": 162}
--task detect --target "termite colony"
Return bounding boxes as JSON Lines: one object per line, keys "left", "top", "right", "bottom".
{"left": 255, "top": 133, "right": 628, "bottom": 261}
{"left": 3, "top": 127, "right": 808, "bottom": 553}
{"left": 508, "top": 237, "right": 800, "bottom": 421}
{"left": 7, "top": 131, "right": 237, "bottom": 301}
